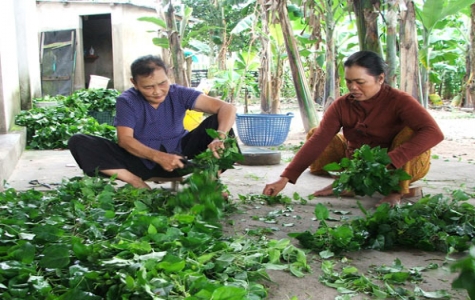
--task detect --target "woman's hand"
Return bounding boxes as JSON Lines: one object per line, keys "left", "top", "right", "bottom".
{"left": 263, "top": 177, "right": 289, "bottom": 196}
{"left": 155, "top": 152, "right": 185, "bottom": 172}
{"left": 208, "top": 139, "right": 225, "bottom": 158}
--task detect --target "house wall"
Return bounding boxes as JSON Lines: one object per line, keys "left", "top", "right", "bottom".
{"left": 15, "top": 0, "right": 42, "bottom": 110}
{"left": 0, "top": 0, "right": 21, "bottom": 133}
{"left": 111, "top": 4, "right": 164, "bottom": 91}
{"left": 36, "top": 2, "right": 161, "bottom": 92}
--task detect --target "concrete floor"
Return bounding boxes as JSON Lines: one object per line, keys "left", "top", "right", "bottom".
{"left": 5, "top": 148, "right": 475, "bottom": 202}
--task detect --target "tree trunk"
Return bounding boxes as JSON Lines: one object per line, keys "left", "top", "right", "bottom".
{"left": 313, "top": 67, "right": 325, "bottom": 105}
{"left": 306, "top": 0, "right": 323, "bottom": 107}
{"left": 399, "top": 0, "right": 421, "bottom": 101}
{"left": 270, "top": 49, "right": 283, "bottom": 113}
{"left": 466, "top": 4, "right": 475, "bottom": 109}
{"left": 259, "top": 0, "right": 272, "bottom": 113}
{"left": 323, "top": 0, "right": 336, "bottom": 109}
{"left": 156, "top": 0, "right": 173, "bottom": 81}
{"left": 165, "top": 1, "right": 188, "bottom": 86}
{"left": 352, "top": 0, "right": 382, "bottom": 55}
{"left": 420, "top": 31, "right": 430, "bottom": 107}
{"left": 217, "top": 5, "right": 228, "bottom": 71}
{"left": 270, "top": 61, "right": 283, "bottom": 113}
{"left": 385, "top": 0, "right": 398, "bottom": 87}
{"left": 277, "top": 0, "right": 319, "bottom": 131}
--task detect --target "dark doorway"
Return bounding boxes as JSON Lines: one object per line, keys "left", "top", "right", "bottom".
{"left": 82, "top": 14, "right": 114, "bottom": 88}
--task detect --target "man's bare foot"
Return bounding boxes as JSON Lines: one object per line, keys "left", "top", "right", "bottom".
{"left": 132, "top": 180, "right": 152, "bottom": 190}
{"left": 313, "top": 183, "right": 354, "bottom": 197}
{"left": 376, "top": 192, "right": 402, "bottom": 207}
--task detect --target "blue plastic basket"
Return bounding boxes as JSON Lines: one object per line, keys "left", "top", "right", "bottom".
{"left": 236, "top": 113, "right": 294, "bottom": 146}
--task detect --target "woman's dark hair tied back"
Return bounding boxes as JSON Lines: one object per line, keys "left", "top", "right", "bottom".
{"left": 130, "top": 55, "right": 168, "bottom": 81}
{"left": 344, "top": 50, "right": 387, "bottom": 79}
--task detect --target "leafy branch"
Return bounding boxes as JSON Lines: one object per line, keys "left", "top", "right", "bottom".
{"left": 323, "top": 145, "right": 411, "bottom": 196}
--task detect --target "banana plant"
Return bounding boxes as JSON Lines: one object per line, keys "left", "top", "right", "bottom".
{"left": 314, "top": 0, "right": 348, "bottom": 108}
{"left": 415, "top": 0, "right": 475, "bottom": 107}
{"left": 277, "top": 1, "right": 319, "bottom": 131}
{"left": 352, "top": 0, "right": 383, "bottom": 55}
{"left": 138, "top": 2, "right": 203, "bottom": 86}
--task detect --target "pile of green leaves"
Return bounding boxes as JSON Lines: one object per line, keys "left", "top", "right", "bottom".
{"left": 290, "top": 190, "right": 475, "bottom": 255}
{"left": 15, "top": 89, "right": 119, "bottom": 149}
{"left": 0, "top": 136, "right": 309, "bottom": 299}
{"left": 323, "top": 145, "right": 411, "bottom": 196}
{"left": 62, "top": 88, "right": 118, "bottom": 112}
{"left": 15, "top": 106, "right": 116, "bottom": 149}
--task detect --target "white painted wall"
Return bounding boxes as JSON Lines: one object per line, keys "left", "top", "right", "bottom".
{"left": 36, "top": 1, "right": 161, "bottom": 91}
{"left": 0, "top": 0, "right": 21, "bottom": 133}
{"left": 15, "top": 0, "right": 42, "bottom": 108}
{"left": 111, "top": 4, "right": 164, "bottom": 90}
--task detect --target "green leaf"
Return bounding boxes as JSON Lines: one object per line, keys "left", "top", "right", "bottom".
{"left": 414, "top": 286, "right": 451, "bottom": 298}
{"left": 319, "top": 250, "right": 335, "bottom": 259}
{"left": 314, "top": 203, "right": 330, "bottom": 221}
{"left": 10, "top": 241, "right": 35, "bottom": 263}
{"left": 137, "top": 16, "right": 167, "bottom": 28}
{"left": 230, "top": 14, "right": 255, "bottom": 35}
{"left": 39, "top": 244, "right": 70, "bottom": 268}
{"left": 157, "top": 254, "right": 185, "bottom": 273}
{"left": 27, "top": 275, "right": 52, "bottom": 296}
{"left": 211, "top": 286, "right": 247, "bottom": 299}
{"left": 323, "top": 162, "right": 342, "bottom": 171}
{"left": 147, "top": 224, "right": 157, "bottom": 234}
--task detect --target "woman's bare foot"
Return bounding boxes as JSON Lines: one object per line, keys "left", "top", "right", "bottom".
{"left": 376, "top": 187, "right": 423, "bottom": 207}
{"left": 403, "top": 186, "right": 423, "bottom": 198}
{"left": 313, "top": 182, "right": 355, "bottom": 197}
{"left": 376, "top": 192, "right": 402, "bottom": 207}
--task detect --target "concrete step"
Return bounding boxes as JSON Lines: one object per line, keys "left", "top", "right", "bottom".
{"left": 0, "top": 128, "right": 26, "bottom": 192}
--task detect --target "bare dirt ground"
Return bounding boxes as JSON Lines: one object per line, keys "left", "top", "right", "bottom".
{"left": 282, "top": 105, "right": 475, "bottom": 162}
{"left": 220, "top": 105, "right": 475, "bottom": 300}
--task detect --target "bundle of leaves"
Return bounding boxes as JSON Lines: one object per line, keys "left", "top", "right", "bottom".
{"left": 323, "top": 145, "right": 412, "bottom": 196}
{"left": 171, "top": 129, "right": 244, "bottom": 222}
{"left": 15, "top": 105, "right": 116, "bottom": 149}
{"left": 290, "top": 190, "right": 475, "bottom": 255}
